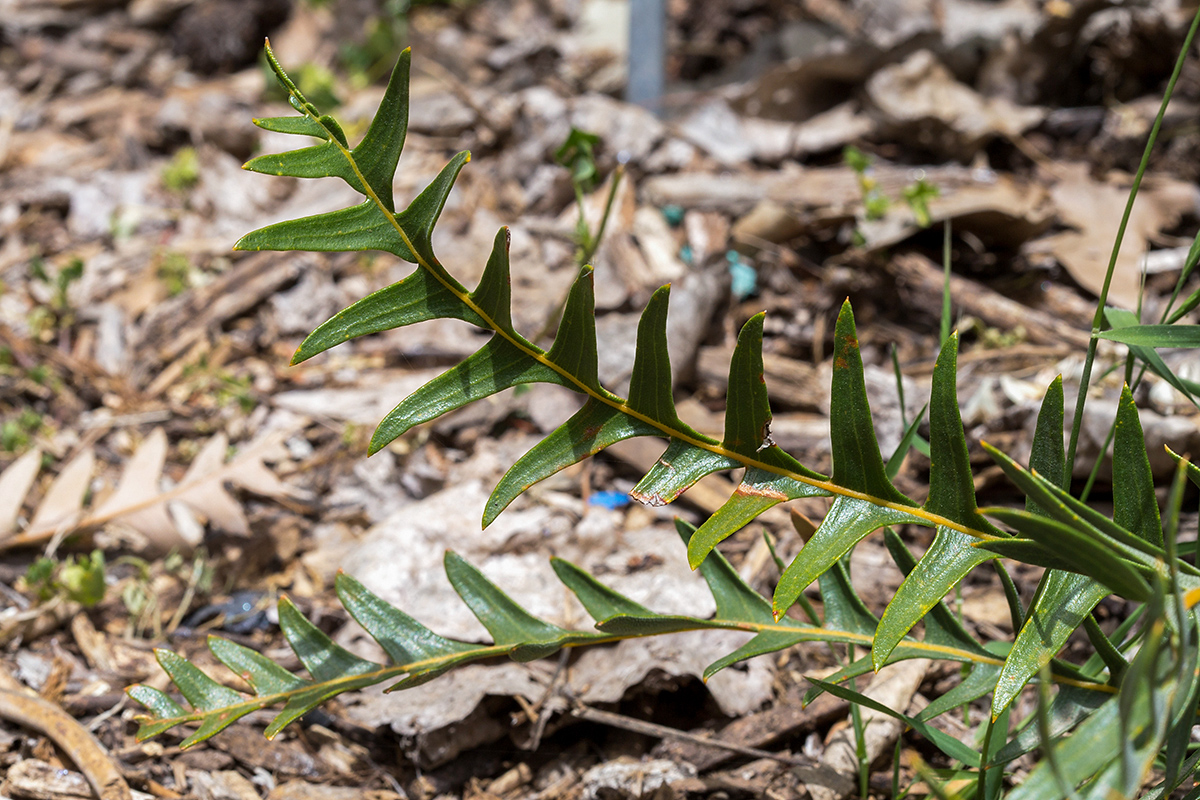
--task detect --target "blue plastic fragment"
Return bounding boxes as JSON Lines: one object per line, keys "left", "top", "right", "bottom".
{"left": 678, "top": 244, "right": 693, "bottom": 265}
{"left": 727, "top": 250, "right": 758, "bottom": 300}
{"left": 588, "top": 490, "right": 632, "bottom": 509}
{"left": 661, "top": 205, "right": 685, "bottom": 227}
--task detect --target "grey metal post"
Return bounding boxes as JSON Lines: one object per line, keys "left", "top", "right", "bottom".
{"left": 627, "top": 0, "right": 666, "bottom": 115}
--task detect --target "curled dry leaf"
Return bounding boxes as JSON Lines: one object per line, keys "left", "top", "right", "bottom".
{"left": 0, "top": 429, "right": 301, "bottom": 553}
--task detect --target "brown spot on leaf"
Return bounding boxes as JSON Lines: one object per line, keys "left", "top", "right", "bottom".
{"left": 735, "top": 483, "right": 789, "bottom": 501}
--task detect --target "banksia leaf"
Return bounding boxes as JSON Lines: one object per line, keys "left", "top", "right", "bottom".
{"left": 335, "top": 572, "right": 479, "bottom": 670}
{"left": 485, "top": 400, "right": 658, "bottom": 526}
{"left": 629, "top": 441, "right": 739, "bottom": 507}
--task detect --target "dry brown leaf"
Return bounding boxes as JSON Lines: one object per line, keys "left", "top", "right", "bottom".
{"left": 0, "top": 449, "right": 43, "bottom": 539}
{"left": 93, "top": 428, "right": 176, "bottom": 551}
{"left": 27, "top": 448, "right": 94, "bottom": 537}
{"left": 175, "top": 433, "right": 249, "bottom": 536}
{"left": 1043, "top": 163, "right": 1200, "bottom": 309}
{"left": 0, "top": 429, "right": 300, "bottom": 554}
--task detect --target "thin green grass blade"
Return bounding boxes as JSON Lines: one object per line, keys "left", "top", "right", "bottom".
{"left": 1168, "top": 445, "right": 1200, "bottom": 489}
{"left": 916, "top": 659, "right": 1004, "bottom": 722}
{"left": 1098, "top": 324, "right": 1200, "bottom": 348}
{"left": 991, "top": 685, "right": 1111, "bottom": 766}
{"left": 983, "top": 444, "right": 1173, "bottom": 567}
{"left": 806, "top": 676, "right": 980, "bottom": 767}
{"left": 885, "top": 404, "right": 927, "bottom": 481}
{"left": 1106, "top": 308, "right": 1197, "bottom": 405}
{"left": 1006, "top": 697, "right": 1121, "bottom": 800}
{"left": 985, "top": 508, "right": 1152, "bottom": 599}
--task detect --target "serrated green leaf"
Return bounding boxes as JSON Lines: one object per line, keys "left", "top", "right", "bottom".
{"left": 721, "top": 313, "right": 773, "bottom": 458}
{"left": 546, "top": 266, "right": 603, "bottom": 393}
{"left": 443, "top": 551, "right": 569, "bottom": 650}
{"left": 988, "top": 508, "right": 1152, "bottom": 595}
{"left": 278, "top": 597, "right": 380, "bottom": 682}
{"left": 627, "top": 286, "right": 690, "bottom": 431}
{"left": 916, "top": 659, "right": 1003, "bottom": 722}
{"left": 370, "top": 337, "right": 564, "bottom": 453}
{"left": 806, "top": 675, "right": 981, "bottom": 767}
{"left": 250, "top": 48, "right": 409, "bottom": 210}
{"left": 485, "top": 399, "right": 657, "bottom": 526}
{"left": 335, "top": 572, "right": 478, "bottom": 668}
{"left": 128, "top": 684, "right": 188, "bottom": 719}
{"left": 468, "top": 227, "right": 517, "bottom": 335}
{"left": 237, "top": 152, "right": 470, "bottom": 277}
{"left": 874, "top": 527, "right": 995, "bottom": 670}
{"left": 550, "top": 557, "right": 654, "bottom": 620}
{"left": 819, "top": 559, "right": 878, "bottom": 636}
{"left": 264, "top": 672, "right": 385, "bottom": 739}
{"left": 879, "top": 529, "right": 992, "bottom": 661}
{"left": 349, "top": 48, "right": 411, "bottom": 210}
{"left": 1106, "top": 308, "right": 1197, "bottom": 406}
{"left": 253, "top": 115, "right": 333, "bottom": 138}
{"left": 687, "top": 468, "right": 829, "bottom": 569}
{"left": 703, "top": 629, "right": 809, "bottom": 680}
{"left": 829, "top": 300, "right": 913, "bottom": 504}
{"left": 990, "top": 570, "right": 1110, "bottom": 718}
{"left": 677, "top": 518, "right": 773, "bottom": 624}
{"left": 208, "top": 636, "right": 308, "bottom": 695}
{"left": 155, "top": 649, "right": 245, "bottom": 711}
{"left": 629, "top": 440, "right": 737, "bottom": 507}
{"left": 1097, "top": 323, "right": 1200, "bottom": 348}
{"left": 292, "top": 267, "right": 482, "bottom": 365}
{"left": 594, "top": 614, "right": 728, "bottom": 637}
{"left": 773, "top": 496, "right": 923, "bottom": 618}
{"left": 1028, "top": 376, "right": 1067, "bottom": 508}
{"left": 923, "top": 332, "right": 1001, "bottom": 535}
{"left": 1112, "top": 383, "right": 1162, "bottom": 546}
